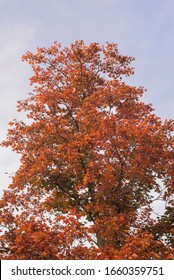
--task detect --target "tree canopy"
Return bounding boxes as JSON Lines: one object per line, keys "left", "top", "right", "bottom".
{"left": 0, "top": 41, "right": 173, "bottom": 259}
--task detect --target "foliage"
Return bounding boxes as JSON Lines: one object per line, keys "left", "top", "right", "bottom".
{"left": 0, "top": 41, "right": 173, "bottom": 259}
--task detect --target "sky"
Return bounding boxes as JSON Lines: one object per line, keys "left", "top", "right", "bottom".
{"left": 0, "top": 0, "right": 174, "bottom": 213}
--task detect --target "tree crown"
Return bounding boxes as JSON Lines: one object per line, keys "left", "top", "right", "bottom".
{"left": 0, "top": 41, "right": 173, "bottom": 259}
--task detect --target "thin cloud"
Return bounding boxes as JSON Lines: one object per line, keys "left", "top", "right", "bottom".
{"left": 0, "top": 24, "right": 35, "bottom": 194}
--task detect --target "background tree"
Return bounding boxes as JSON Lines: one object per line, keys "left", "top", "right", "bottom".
{"left": 0, "top": 41, "right": 173, "bottom": 259}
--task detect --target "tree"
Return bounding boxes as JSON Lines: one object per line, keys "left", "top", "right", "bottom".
{"left": 0, "top": 40, "right": 173, "bottom": 259}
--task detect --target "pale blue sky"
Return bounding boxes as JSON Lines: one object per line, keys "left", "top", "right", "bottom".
{"left": 0, "top": 0, "right": 174, "bottom": 208}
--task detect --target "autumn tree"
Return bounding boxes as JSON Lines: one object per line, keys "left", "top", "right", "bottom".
{"left": 0, "top": 41, "right": 173, "bottom": 259}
